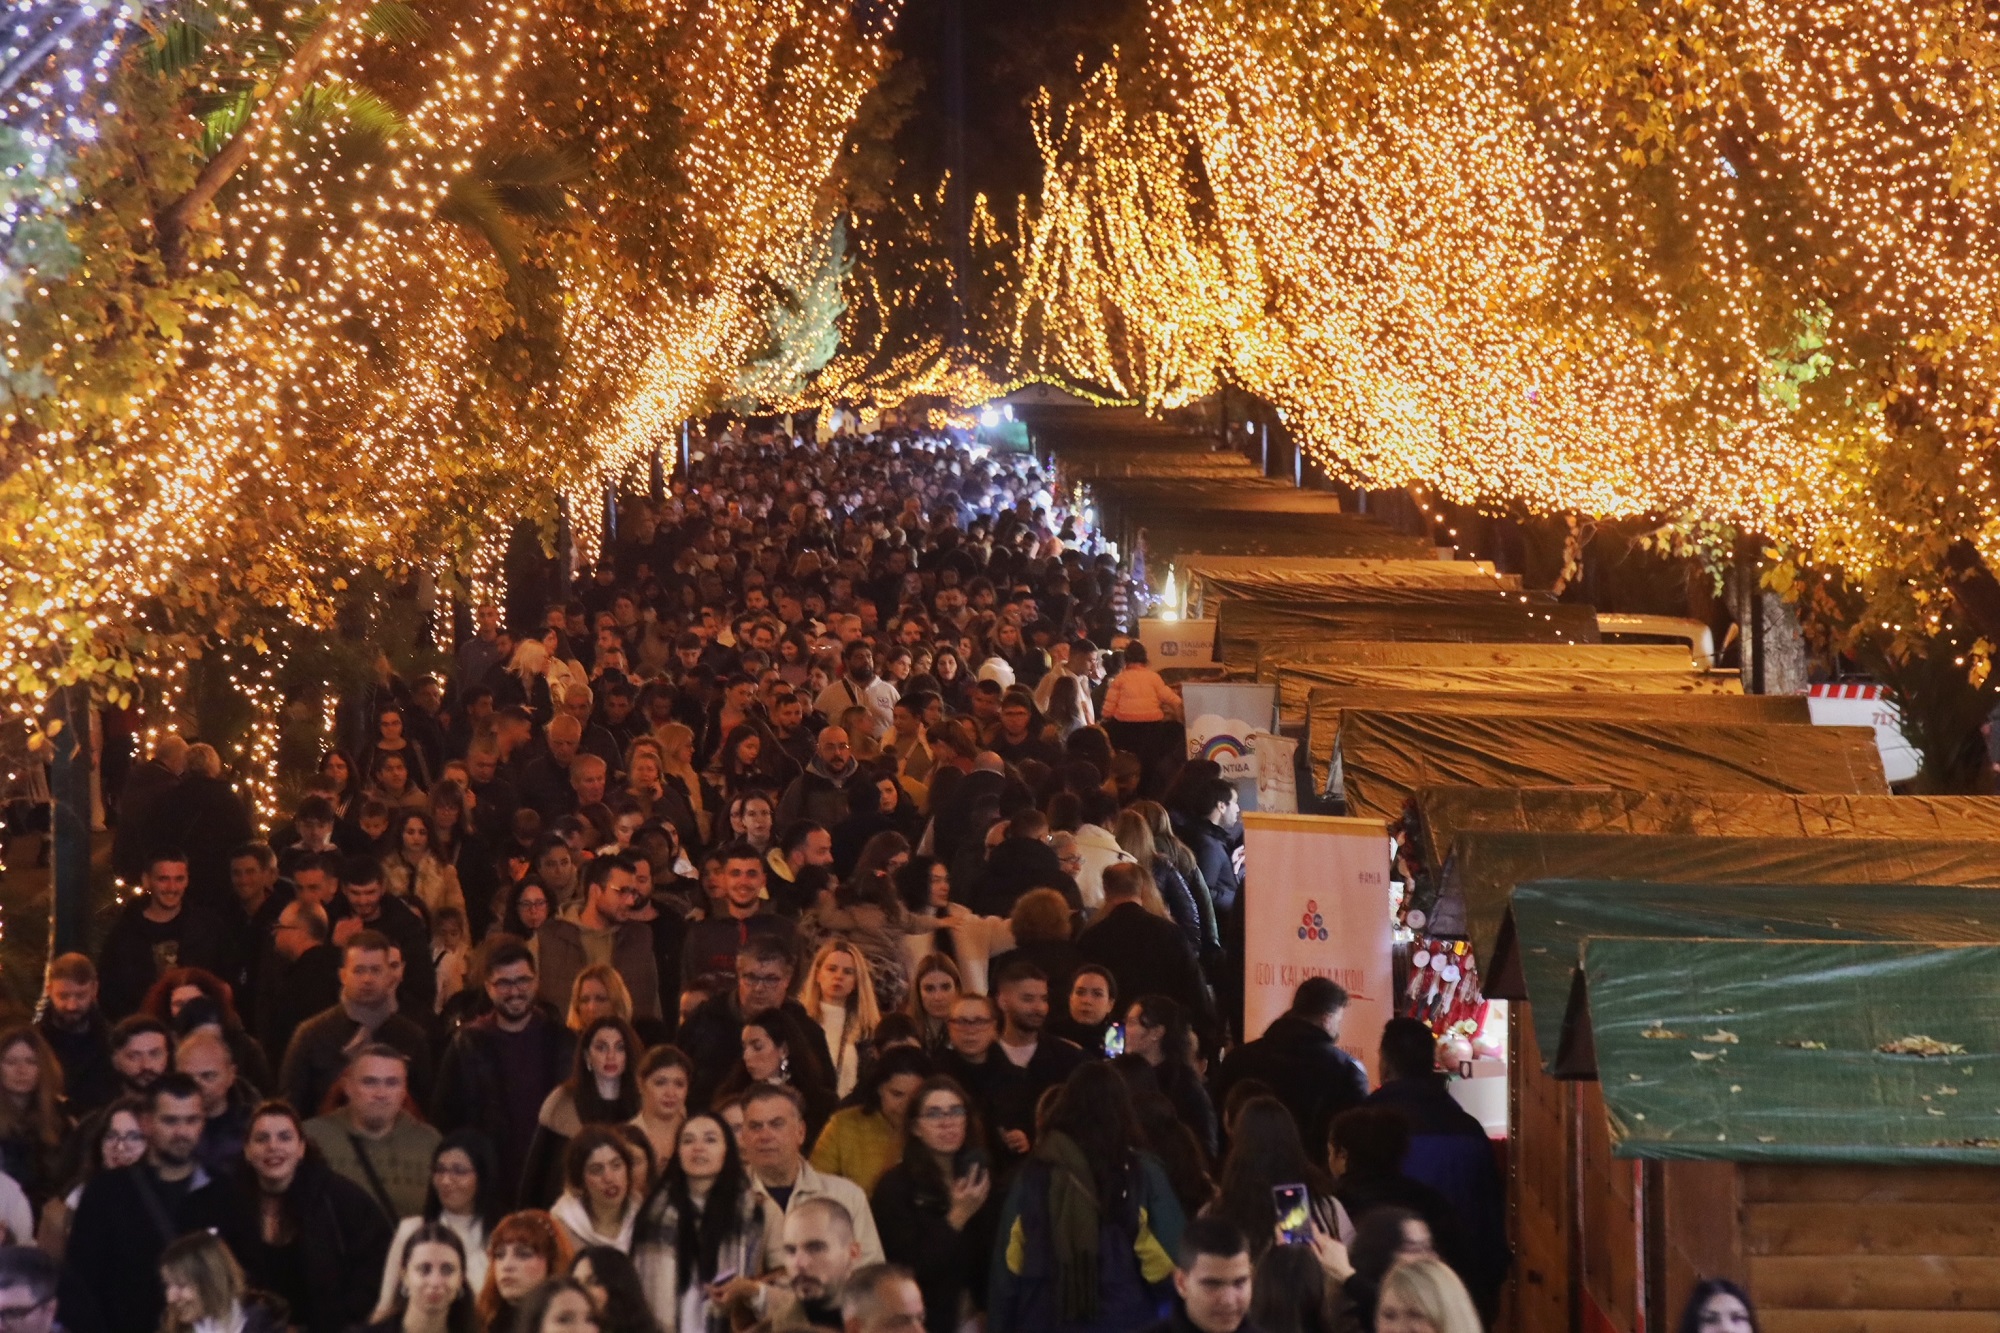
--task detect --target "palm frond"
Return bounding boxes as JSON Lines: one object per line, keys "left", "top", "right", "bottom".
{"left": 143, "top": 15, "right": 212, "bottom": 75}
{"left": 475, "top": 144, "right": 588, "bottom": 222}
{"left": 291, "top": 79, "right": 408, "bottom": 147}
{"left": 198, "top": 87, "right": 255, "bottom": 155}
{"left": 361, "top": 0, "right": 426, "bottom": 44}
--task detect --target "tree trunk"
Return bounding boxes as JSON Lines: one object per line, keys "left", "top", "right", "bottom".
{"left": 49, "top": 683, "right": 93, "bottom": 959}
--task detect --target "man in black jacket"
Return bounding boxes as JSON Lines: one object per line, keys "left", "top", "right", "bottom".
{"left": 1076, "top": 863, "right": 1220, "bottom": 1052}
{"left": 279, "top": 930, "right": 434, "bottom": 1118}
{"left": 327, "top": 855, "right": 436, "bottom": 1016}
{"left": 679, "top": 934, "right": 825, "bottom": 1111}
{"left": 257, "top": 897, "right": 343, "bottom": 1067}
{"left": 430, "top": 938, "right": 574, "bottom": 1209}
{"left": 58, "top": 1074, "right": 227, "bottom": 1333}
{"left": 36, "top": 954, "right": 116, "bottom": 1116}
{"left": 990, "top": 961, "right": 1087, "bottom": 1105}
{"left": 1211, "top": 977, "right": 1369, "bottom": 1152}
{"left": 970, "top": 809, "right": 1080, "bottom": 918}
{"left": 1364, "top": 1019, "right": 1509, "bottom": 1319}
{"left": 96, "top": 851, "right": 238, "bottom": 1021}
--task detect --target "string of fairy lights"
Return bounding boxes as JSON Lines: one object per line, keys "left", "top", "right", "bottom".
{"left": 2, "top": 0, "right": 898, "bottom": 806}
{"left": 1013, "top": 0, "right": 2000, "bottom": 587}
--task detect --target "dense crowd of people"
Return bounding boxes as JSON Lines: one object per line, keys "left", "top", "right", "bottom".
{"left": 1, "top": 429, "right": 1749, "bottom": 1333}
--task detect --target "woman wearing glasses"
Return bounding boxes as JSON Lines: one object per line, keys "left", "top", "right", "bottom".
{"left": 373, "top": 1130, "right": 501, "bottom": 1320}
{"left": 868, "top": 1077, "right": 995, "bottom": 1333}
{"left": 32, "top": 1095, "right": 142, "bottom": 1259}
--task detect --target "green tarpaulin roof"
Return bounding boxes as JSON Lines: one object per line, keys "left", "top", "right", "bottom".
{"left": 1302, "top": 689, "right": 1809, "bottom": 793}
{"left": 1337, "top": 711, "right": 1887, "bottom": 821}
{"left": 1407, "top": 787, "right": 2000, "bottom": 883}
{"left": 1467, "top": 834, "right": 2000, "bottom": 970}
{"left": 1219, "top": 600, "right": 1603, "bottom": 667}
{"left": 1581, "top": 936, "right": 2000, "bottom": 1165}
{"left": 1490, "top": 871, "right": 2000, "bottom": 1069}
{"left": 1258, "top": 643, "right": 1701, "bottom": 677}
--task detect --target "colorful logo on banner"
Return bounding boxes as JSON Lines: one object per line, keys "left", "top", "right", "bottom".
{"left": 1189, "top": 713, "right": 1256, "bottom": 780}
{"left": 1298, "top": 899, "right": 1329, "bottom": 942}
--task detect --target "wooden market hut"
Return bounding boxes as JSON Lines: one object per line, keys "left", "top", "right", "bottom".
{"left": 1486, "top": 881, "right": 2000, "bottom": 1333}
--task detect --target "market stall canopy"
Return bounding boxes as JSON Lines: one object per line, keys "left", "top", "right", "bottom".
{"left": 1302, "top": 689, "right": 1811, "bottom": 795}
{"left": 1138, "top": 516, "right": 1438, "bottom": 562}
{"left": 1578, "top": 935, "right": 2000, "bottom": 1165}
{"left": 1336, "top": 711, "right": 1887, "bottom": 822}
{"left": 1187, "top": 567, "right": 1524, "bottom": 615}
{"left": 1468, "top": 836, "right": 2000, "bottom": 983}
{"left": 1497, "top": 880, "right": 2000, "bottom": 1093}
{"left": 1275, "top": 668, "right": 1743, "bottom": 731}
{"left": 1258, "top": 643, "right": 1702, "bottom": 677}
{"left": 1093, "top": 482, "right": 1352, "bottom": 512}
{"left": 1407, "top": 787, "right": 2000, "bottom": 884}
{"left": 1180, "top": 556, "right": 1499, "bottom": 579}
{"left": 1220, "top": 599, "right": 1603, "bottom": 666}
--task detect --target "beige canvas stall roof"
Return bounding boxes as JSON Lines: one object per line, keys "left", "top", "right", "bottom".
{"left": 1407, "top": 787, "right": 2000, "bottom": 883}
{"left": 1187, "top": 568, "right": 1524, "bottom": 615}
{"left": 1301, "top": 687, "right": 1811, "bottom": 795}
{"left": 1218, "top": 599, "right": 1604, "bottom": 666}
{"left": 1336, "top": 710, "right": 1888, "bottom": 821}
{"left": 1179, "top": 556, "right": 1499, "bottom": 578}
{"left": 1273, "top": 666, "right": 1743, "bottom": 729}
{"left": 1256, "top": 642, "right": 1701, "bottom": 678}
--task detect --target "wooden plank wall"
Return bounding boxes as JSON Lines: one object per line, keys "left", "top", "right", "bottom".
{"left": 1512, "top": 1007, "right": 1573, "bottom": 1333}
{"left": 1578, "top": 1080, "right": 1641, "bottom": 1333}
{"left": 1659, "top": 1163, "right": 2000, "bottom": 1333}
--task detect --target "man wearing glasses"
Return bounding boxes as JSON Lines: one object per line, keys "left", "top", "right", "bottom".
{"left": 534, "top": 854, "right": 662, "bottom": 1021}
{"left": 678, "top": 928, "right": 822, "bottom": 1111}
{"left": 430, "top": 938, "right": 576, "bottom": 1209}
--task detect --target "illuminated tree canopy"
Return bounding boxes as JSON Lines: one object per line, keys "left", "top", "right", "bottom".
{"left": 2, "top": 0, "right": 897, "bottom": 710}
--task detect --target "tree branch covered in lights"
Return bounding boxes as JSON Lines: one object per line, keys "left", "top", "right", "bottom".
{"left": 1016, "top": 0, "right": 2000, "bottom": 666}
{"left": 1, "top": 0, "right": 898, "bottom": 714}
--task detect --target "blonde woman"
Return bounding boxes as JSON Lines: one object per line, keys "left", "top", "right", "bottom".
{"left": 650, "top": 723, "right": 710, "bottom": 846}
{"left": 1376, "top": 1257, "right": 1483, "bottom": 1333}
{"left": 158, "top": 1231, "right": 285, "bottom": 1333}
{"left": 797, "top": 939, "right": 881, "bottom": 1098}
{"left": 565, "top": 964, "right": 636, "bottom": 1033}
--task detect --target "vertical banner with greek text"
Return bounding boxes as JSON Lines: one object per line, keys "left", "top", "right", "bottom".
{"left": 1241, "top": 812, "right": 1394, "bottom": 1082}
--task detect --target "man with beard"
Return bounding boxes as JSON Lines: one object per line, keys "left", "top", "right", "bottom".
{"left": 58, "top": 1075, "right": 226, "bottom": 1333}
{"left": 429, "top": 938, "right": 575, "bottom": 1208}
{"left": 815, "top": 642, "right": 898, "bottom": 741}
{"left": 778, "top": 727, "right": 862, "bottom": 831}
{"left": 35, "top": 955, "right": 116, "bottom": 1115}
{"left": 728, "top": 1198, "right": 865, "bottom": 1332}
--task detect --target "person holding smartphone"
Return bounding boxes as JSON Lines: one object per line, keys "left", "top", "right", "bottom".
{"left": 869, "top": 1077, "right": 996, "bottom": 1333}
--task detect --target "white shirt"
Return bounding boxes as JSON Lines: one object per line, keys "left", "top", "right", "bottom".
{"left": 815, "top": 675, "right": 899, "bottom": 739}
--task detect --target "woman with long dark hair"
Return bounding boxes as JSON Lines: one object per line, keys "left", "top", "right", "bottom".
{"left": 630, "top": 1111, "right": 779, "bottom": 1333}
{"left": 221, "top": 1102, "right": 394, "bottom": 1333}
{"left": 810, "top": 1046, "right": 931, "bottom": 1196}
{"left": 523, "top": 1016, "right": 643, "bottom": 1207}
{"left": 0, "top": 1028, "right": 67, "bottom": 1212}
{"left": 711, "top": 1010, "right": 837, "bottom": 1143}
{"left": 551, "top": 1125, "right": 647, "bottom": 1253}
{"left": 570, "top": 1246, "right": 661, "bottom": 1333}
{"left": 1124, "top": 994, "right": 1218, "bottom": 1157}
{"left": 869, "top": 1076, "right": 997, "bottom": 1333}
{"left": 1676, "top": 1278, "right": 1759, "bottom": 1333}
{"left": 989, "top": 1062, "right": 1189, "bottom": 1333}
{"left": 511, "top": 1275, "right": 600, "bottom": 1333}
{"left": 375, "top": 1129, "right": 502, "bottom": 1318}
{"left": 35, "top": 1094, "right": 145, "bottom": 1259}
{"left": 904, "top": 953, "right": 962, "bottom": 1056}
{"left": 362, "top": 1221, "right": 482, "bottom": 1333}
{"left": 1206, "top": 1095, "right": 1342, "bottom": 1264}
